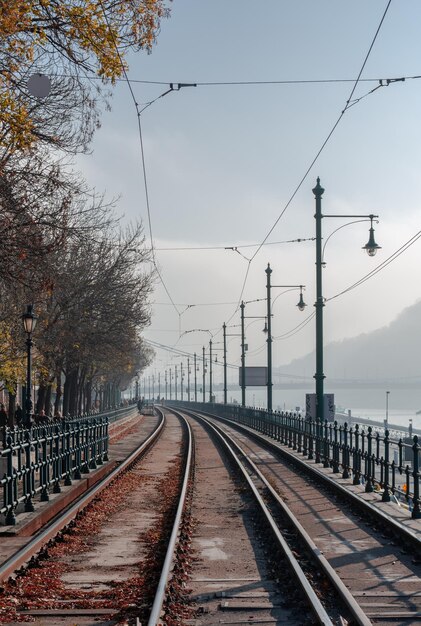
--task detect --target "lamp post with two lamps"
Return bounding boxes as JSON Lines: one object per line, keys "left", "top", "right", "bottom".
{"left": 264, "top": 264, "right": 306, "bottom": 413}
{"left": 313, "top": 178, "right": 380, "bottom": 445}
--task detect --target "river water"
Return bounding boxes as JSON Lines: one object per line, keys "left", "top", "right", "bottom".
{"left": 211, "top": 387, "right": 421, "bottom": 432}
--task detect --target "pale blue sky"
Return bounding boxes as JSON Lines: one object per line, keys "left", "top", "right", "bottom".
{"left": 78, "top": 1, "right": 421, "bottom": 392}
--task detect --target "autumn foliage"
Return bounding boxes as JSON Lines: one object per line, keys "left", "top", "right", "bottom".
{"left": 0, "top": 0, "right": 170, "bottom": 152}
{"left": 0, "top": 1, "right": 169, "bottom": 417}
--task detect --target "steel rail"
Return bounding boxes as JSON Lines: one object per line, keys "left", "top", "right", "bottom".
{"left": 178, "top": 408, "right": 335, "bottom": 626}
{"left": 183, "top": 405, "right": 421, "bottom": 549}
{"left": 192, "top": 409, "right": 372, "bottom": 626}
{"left": 0, "top": 412, "right": 165, "bottom": 584}
{"left": 147, "top": 409, "right": 193, "bottom": 626}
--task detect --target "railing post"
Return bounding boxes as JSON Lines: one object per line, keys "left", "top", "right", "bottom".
{"left": 382, "top": 429, "right": 391, "bottom": 502}
{"left": 411, "top": 435, "right": 420, "bottom": 519}
{"left": 103, "top": 417, "right": 109, "bottom": 462}
{"left": 315, "top": 417, "right": 321, "bottom": 463}
{"left": 353, "top": 424, "right": 361, "bottom": 485}
{"left": 24, "top": 430, "right": 35, "bottom": 511}
{"left": 365, "top": 426, "right": 374, "bottom": 492}
{"left": 307, "top": 417, "right": 314, "bottom": 460}
{"left": 89, "top": 418, "right": 98, "bottom": 469}
{"left": 53, "top": 424, "right": 61, "bottom": 493}
{"left": 323, "top": 419, "right": 329, "bottom": 468}
{"left": 64, "top": 421, "right": 72, "bottom": 486}
{"left": 297, "top": 415, "right": 302, "bottom": 453}
{"left": 5, "top": 435, "right": 16, "bottom": 525}
{"left": 332, "top": 421, "right": 339, "bottom": 473}
{"left": 40, "top": 428, "right": 49, "bottom": 501}
{"left": 342, "top": 423, "right": 350, "bottom": 479}
{"left": 74, "top": 423, "right": 82, "bottom": 479}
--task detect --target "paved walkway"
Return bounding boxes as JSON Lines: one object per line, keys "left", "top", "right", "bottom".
{"left": 254, "top": 427, "right": 421, "bottom": 543}
{"left": 0, "top": 412, "right": 159, "bottom": 576}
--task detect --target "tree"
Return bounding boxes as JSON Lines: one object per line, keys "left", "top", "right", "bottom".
{"left": 34, "top": 216, "right": 155, "bottom": 415}
{"left": 0, "top": 0, "right": 171, "bottom": 154}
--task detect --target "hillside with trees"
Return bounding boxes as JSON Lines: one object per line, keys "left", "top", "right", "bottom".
{"left": 281, "top": 299, "right": 421, "bottom": 383}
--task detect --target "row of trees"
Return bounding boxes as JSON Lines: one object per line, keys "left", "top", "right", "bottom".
{"left": 0, "top": 1, "right": 171, "bottom": 423}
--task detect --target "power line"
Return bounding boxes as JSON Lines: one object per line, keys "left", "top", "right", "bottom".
{"left": 98, "top": 1, "right": 181, "bottom": 316}
{"left": 224, "top": 0, "right": 394, "bottom": 321}
{"left": 328, "top": 229, "right": 421, "bottom": 302}
{"left": 153, "top": 236, "right": 315, "bottom": 251}
{"left": 273, "top": 311, "right": 316, "bottom": 340}
{"left": 76, "top": 73, "right": 421, "bottom": 87}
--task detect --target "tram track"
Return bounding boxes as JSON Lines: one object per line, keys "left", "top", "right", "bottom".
{"left": 174, "top": 407, "right": 360, "bottom": 626}
{"left": 180, "top": 407, "right": 421, "bottom": 626}
{"left": 1, "top": 403, "right": 418, "bottom": 625}
{"left": 0, "top": 408, "right": 195, "bottom": 625}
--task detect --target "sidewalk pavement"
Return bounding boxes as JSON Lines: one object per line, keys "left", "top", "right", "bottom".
{"left": 0, "top": 412, "right": 158, "bottom": 577}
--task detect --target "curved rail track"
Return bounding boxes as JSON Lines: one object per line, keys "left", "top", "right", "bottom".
{"left": 0, "top": 409, "right": 195, "bottom": 625}
{"left": 177, "top": 406, "right": 421, "bottom": 626}
{"left": 1, "top": 404, "right": 419, "bottom": 625}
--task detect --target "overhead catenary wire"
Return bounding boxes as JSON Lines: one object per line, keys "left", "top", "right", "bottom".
{"left": 99, "top": 1, "right": 398, "bottom": 356}
{"left": 227, "top": 0, "right": 393, "bottom": 316}
{"left": 327, "top": 229, "right": 421, "bottom": 302}
{"left": 97, "top": 0, "right": 181, "bottom": 316}
{"left": 77, "top": 74, "right": 420, "bottom": 87}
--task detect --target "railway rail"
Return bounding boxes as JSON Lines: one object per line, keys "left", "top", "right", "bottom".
{"left": 0, "top": 414, "right": 192, "bottom": 626}
{"left": 177, "top": 406, "right": 420, "bottom": 626}
{"left": 0, "top": 404, "right": 419, "bottom": 625}
{"left": 172, "top": 407, "right": 364, "bottom": 626}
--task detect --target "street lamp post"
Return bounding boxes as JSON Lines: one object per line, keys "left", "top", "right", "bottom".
{"left": 385, "top": 390, "right": 390, "bottom": 429}
{"left": 202, "top": 346, "right": 206, "bottom": 402}
{"left": 20, "top": 304, "right": 38, "bottom": 515}
{"left": 265, "top": 264, "right": 306, "bottom": 413}
{"left": 223, "top": 323, "right": 227, "bottom": 404}
{"left": 194, "top": 352, "right": 197, "bottom": 402}
{"left": 187, "top": 357, "right": 191, "bottom": 402}
{"left": 209, "top": 339, "right": 213, "bottom": 403}
{"left": 313, "top": 178, "right": 380, "bottom": 438}
{"left": 22, "top": 304, "right": 38, "bottom": 428}
{"left": 240, "top": 302, "right": 246, "bottom": 406}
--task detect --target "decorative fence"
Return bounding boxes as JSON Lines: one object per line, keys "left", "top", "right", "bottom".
{"left": 171, "top": 400, "right": 421, "bottom": 520}
{"left": 1, "top": 403, "right": 137, "bottom": 526}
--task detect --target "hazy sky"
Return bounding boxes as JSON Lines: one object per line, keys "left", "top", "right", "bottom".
{"left": 78, "top": 1, "right": 421, "bottom": 390}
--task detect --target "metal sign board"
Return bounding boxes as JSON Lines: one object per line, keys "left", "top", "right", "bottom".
{"left": 305, "top": 393, "right": 335, "bottom": 421}
{"left": 238, "top": 366, "right": 268, "bottom": 386}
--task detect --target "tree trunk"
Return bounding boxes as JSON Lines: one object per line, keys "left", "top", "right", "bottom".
{"left": 45, "top": 384, "right": 52, "bottom": 416}
{"left": 85, "top": 379, "right": 92, "bottom": 413}
{"left": 7, "top": 386, "right": 16, "bottom": 428}
{"left": 36, "top": 382, "right": 47, "bottom": 414}
{"left": 54, "top": 371, "right": 62, "bottom": 416}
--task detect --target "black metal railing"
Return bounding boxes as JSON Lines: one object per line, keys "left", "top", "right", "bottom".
{"left": 171, "top": 400, "right": 421, "bottom": 520}
{"left": 1, "top": 415, "right": 110, "bottom": 526}
{"left": 0, "top": 402, "right": 141, "bottom": 526}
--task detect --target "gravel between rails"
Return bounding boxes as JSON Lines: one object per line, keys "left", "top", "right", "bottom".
{"left": 0, "top": 413, "right": 185, "bottom": 625}
{"left": 181, "top": 410, "right": 315, "bottom": 626}
{"left": 204, "top": 414, "right": 421, "bottom": 626}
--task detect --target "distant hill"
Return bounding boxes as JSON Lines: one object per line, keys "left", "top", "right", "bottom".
{"left": 279, "top": 299, "right": 421, "bottom": 383}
